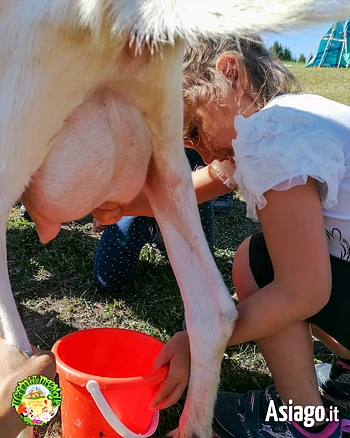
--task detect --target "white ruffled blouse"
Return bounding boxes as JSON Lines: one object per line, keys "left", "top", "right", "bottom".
{"left": 212, "top": 94, "right": 350, "bottom": 262}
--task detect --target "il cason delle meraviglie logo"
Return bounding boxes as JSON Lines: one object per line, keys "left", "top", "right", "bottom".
{"left": 11, "top": 374, "right": 62, "bottom": 427}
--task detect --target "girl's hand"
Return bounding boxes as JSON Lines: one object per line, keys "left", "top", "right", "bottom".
{"left": 92, "top": 190, "right": 154, "bottom": 223}
{"left": 91, "top": 201, "right": 123, "bottom": 225}
{"left": 92, "top": 217, "right": 106, "bottom": 233}
{"left": 150, "top": 331, "right": 190, "bottom": 410}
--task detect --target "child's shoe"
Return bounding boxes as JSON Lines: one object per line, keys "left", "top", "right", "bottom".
{"left": 213, "top": 385, "right": 350, "bottom": 437}
{"left": 316, "top": 357, "right": 350, "bottom": 418}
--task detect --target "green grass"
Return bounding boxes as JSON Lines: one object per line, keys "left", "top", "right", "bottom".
{"left": 9, "top": 65, "right": 350, "bottom": 437}
{"left": 288, "top": 62, "right": 350, "bottom": 105}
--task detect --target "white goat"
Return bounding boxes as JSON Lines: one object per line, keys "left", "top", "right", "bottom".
{"left": 0, "top": 1, "right": 348, "bottom": 437}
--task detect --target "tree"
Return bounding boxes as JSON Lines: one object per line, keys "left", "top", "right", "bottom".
{"left": 281, "top": 46, "right": 295, "bottom": 62}
{"left": 270, "top": 41, "right": 296, "bottom": 62}
{"left": 270, "top": 41, "right": 284, "bottom": 59}
{"left": 298, "top": 53, "right": 306, "bottom": 63}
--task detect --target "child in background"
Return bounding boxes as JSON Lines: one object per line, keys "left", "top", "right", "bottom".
{"left": 93, "top": 148, "right": 215, "bottom": 293}
{"left": 95, "top": 36, "right": 350, "bottom": 437}
{"left": 212, "top": 192, "right": 233, "bottom": 213}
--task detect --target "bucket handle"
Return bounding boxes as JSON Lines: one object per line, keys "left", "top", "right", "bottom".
{"left": 86, "top": 380, "right": 159, "bottom": 438}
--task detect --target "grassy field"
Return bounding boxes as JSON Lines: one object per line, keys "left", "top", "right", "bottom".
{"left": 288, "top": 62, "right": 350, "bottom": 105}
{"left": 9, "top": 64, "right": 350, "bottom": 437}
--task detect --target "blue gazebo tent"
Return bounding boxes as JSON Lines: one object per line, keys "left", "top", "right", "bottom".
{"left": 306, "top": 21, "right": 350, "bottom": 68}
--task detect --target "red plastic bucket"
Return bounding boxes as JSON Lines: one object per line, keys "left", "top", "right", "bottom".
{"left": 52, "top": 328, "right": 167, "bottom": 438}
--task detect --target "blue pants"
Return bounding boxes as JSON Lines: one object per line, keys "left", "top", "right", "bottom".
{"left": 93, "top": 149, "right": 215, "bottom": 293}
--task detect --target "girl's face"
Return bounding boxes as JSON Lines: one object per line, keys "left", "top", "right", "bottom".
{"left": 183, "top": 55, "right": 257, "bottom": 164}
{"left": 184, "top": 92, "right": 238, "bottom": 164}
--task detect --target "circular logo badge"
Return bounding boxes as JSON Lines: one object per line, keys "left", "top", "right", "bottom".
{"left": 11, "top": 375, "right": 62, "bottom": 427}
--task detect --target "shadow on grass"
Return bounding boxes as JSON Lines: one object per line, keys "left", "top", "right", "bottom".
{"left": 19, "top": 306, "right": 78, "bottom": 348}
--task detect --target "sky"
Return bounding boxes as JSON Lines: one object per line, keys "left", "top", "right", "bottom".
{"left": 264, "top": 23, "right": 332, "bottom": 60}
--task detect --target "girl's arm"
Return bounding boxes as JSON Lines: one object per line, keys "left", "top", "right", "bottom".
{"left": 192, "top": 164, "right": 234, "bottom": 205}
{"left": 228, "top": 177, "right": 331, "bottom": 346}
{"left": 92, "top": 164, "right": 233, "bottom": 223}
{"left": 149, "top": 178, "right": 332, "bottom": 410}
